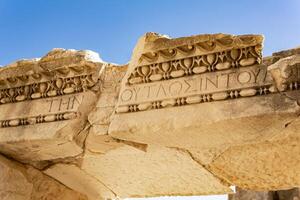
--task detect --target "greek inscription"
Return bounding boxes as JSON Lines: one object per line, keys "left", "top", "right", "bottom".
{"left": 121, "top": 89, "right": 133, "bottom": 102}
{"left": 220, "top": 72, "right": 235, "bottom": 88}
{"left": 251, "top": 68, "right": 261, "bottom": 83}
{"left": 120, "top": 65, "right": 275, "bottom": 105}
{"left": 237, "top": 71, "right": 251, "bottom": 84}
{"left": 169, "top": 81, "right": 182, "bottom": 96}
{"left": 156, "top": 84, "right": 167, "bottom": 97}
{"left": 48, "top": 95, "right": 84, "bottom": 113}
{"left": 184, "top": 79, "right": 197, "bottom": 93}
{"left": 205, "top": 76, "right": 218, "bottom": 89}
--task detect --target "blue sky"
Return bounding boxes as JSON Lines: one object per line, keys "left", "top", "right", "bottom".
{"left": 0, "top": 0, "right": 300, "bottom": 66}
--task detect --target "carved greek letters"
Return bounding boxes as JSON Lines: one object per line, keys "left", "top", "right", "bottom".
{"left": 120, "top": 65, "right": 272, "bottom": 105}
{"left": 48, "top": 95, "right": 84, "bottom": 113}
{"left": 117, "top": 63, "right": 300, "bottom": 113}
{"left": 237, "top": 71, "right": 251, "bottom": 84}
{"left": 120, "top": 89, "right": 133, "bottom": 102}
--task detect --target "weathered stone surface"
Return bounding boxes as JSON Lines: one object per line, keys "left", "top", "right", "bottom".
{"left": 229, "top": 187, "right": 300, "bottom": 200}
{"left": 109, "top": 32, "right": 300, "bottom": 191}
{"left": 46, "top": 142, "right": 231, "bottom": 199}
{"left": 0, "top": 32, "right": 300, "bottom": 199}
{"left": 83, "top": 144, "right": 231, "bottom": 198}
{"left": 268, "top": 54, "right": 300, "bottom": 91}
{"left": 44, "top": 63, "right": 231, "bottom": 198}
{"left": 0, "top": 48, "right": 104, "bottom": 162}
{"left": 0, "top": 154, "right": 87, "bottom": 200}
{"left": 206, "top": 54, "right": 300, "bottom": 190}
{"left": 44, "top": 163, "right": 116, "bottom": 200}
{"left": 88, "top": 64, "right": 127, "bottom": 136}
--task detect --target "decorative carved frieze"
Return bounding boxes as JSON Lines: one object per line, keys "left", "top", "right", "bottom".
{"left": 0, "top": 111, "right": 78, "bottom": 128}
{"left": 0, "top": 65, "right": 97, "bottom": 89}
{"left": 0, "top": 48, "right": 102, "bottom": 132}
{"left": 128, "top": 35, "right": 263, "bottom": 85}
{"left": 0, "top": 74, "right": 96, "bottom": 105}
{"left": 0, "top": 48, "right": 102, "bottom": 91}
{"left": 118, "top": 61, "right": 286, "bottom": 113}
{"left": 116, "top": 84, "right": 287, "bottom": 113}
{"left": 117, "top": 33, "right": 300, "bottom": 114}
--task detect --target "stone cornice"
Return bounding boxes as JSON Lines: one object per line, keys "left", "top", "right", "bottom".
{"left": 0, "top": 49, "right": 103, "bottom": 89}
{"left": 139, "top": 34, "right": 263, "bottom": 64}
{"left": 128, "top": 34, "right": 263, "bottom": 85}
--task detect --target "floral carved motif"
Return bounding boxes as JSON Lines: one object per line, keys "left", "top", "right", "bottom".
{"left": 128, "top": 46, "right": 262, "bottom": 85}
{"left": 0, "top": 74, "right": 96, "bottom": 105}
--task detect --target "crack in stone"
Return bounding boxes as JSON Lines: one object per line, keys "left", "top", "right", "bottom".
{"left": 165, "top": 146, "right": 233, "bottom": 188}
{"left": 281, "top": 92, "right": 300, "bottom": 105}
{"left": 0, "top": 153, "right": 88, "bottom": 198}
{"left": 112, "top": 138, "right": 148, "bottom": 152}
{"left": 77, "top": 165, "right": 118, "bottom": 198}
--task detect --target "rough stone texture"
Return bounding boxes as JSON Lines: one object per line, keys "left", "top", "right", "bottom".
{"left": 276, "top": 188, "right": 300, "bottom": 200}
{"left": 229, "top": 187, "right": 300, "bottom": 200}
{"left": 0, "top": 154, "right": 87, "bottom": 200}
{"left": 0, "top": 48, "right": 104, "bottom": 162}
{"left": 229, "top": 188, "right": 273, "bottom": 200}
{"left": 109, "top": 33, "right": 300, "bottom": 191}
{"left": 0, "top": 33, "right": 300, "bottom": 199}
{"left": 44, "top": 164, "right": 116, "bottom": 200}
{"left": 46, "top": 143, "right": 231, "bottom": 199}
{"left": 44, "top": 63, "right": 231, "bottom": 198}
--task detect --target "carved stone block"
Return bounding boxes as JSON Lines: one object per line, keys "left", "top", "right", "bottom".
{"left": 0, "top": 154, "right": 87, "bottom": 200}
{"left": 110, "top": 33, "right": 300, "bottom": 191}
{"left": 0, "top": 49, "right": 103, "bottom": 162}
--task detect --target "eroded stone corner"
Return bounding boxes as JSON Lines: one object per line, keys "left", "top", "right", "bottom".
{"left": 0, "top": 153, "right": 87, "bottom": 200}
{"left": 0, "top": 48, "right": 107, "bottom": 164}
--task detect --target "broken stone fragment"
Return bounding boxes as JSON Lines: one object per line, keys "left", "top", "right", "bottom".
{"left": 45, "top": 141, "right": 232, "bottom": 199}
{"left": 268, "top": 54, "right": 300, "bottom": 92}
{"left": 0, "top": 32, "right": 300, "bottom": 199}
{"left": 44, "top": 163, "right": 116, "bottom": 200}
{"left": 0, "top": 48, "right": 105, "bottom": 163}
{"left": 43, "top": 63, "right": 231, "bottom": 199}
{"left": 0, "top": 154, "right": 87, "bottom": 200}
{"left": 109, "top": 32, "right": 300, "bottom": 191}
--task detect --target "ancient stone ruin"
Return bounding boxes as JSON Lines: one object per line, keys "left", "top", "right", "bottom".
{"left": 0, "top": 32, "right": 299, "bottom": 200}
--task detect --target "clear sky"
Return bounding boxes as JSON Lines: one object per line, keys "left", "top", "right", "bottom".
{"left": 0, "top": 0, "right": 300, "bottom": 67}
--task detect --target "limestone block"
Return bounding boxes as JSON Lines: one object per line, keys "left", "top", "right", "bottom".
{"left": 0, "top": 154, "right": 87, "bottom": 200}
{"left": 0, "top": 49, "right": 104, "bottom": 162}
{"left": 46, "top": 139, "right": 231, "bottom": 199}
{"left": 207, "top": 54, "right": 300, "bottom": 190}
{"left": 44, "top": 163, "right": 116, "bottom": 200}
{"left": 1, "top": 33, "right": 300, "bottom": 198}
{"left": 78, "top": 62, "right": 232, "bottom": 197}
{"left": 88, "top": 64, "right": 127, "bottom": 136}
{"left": 109, "top": 33, "right": 300, "bottom": 190}
{"left": 268, "top": 54, "right": 300, "bottom": 91}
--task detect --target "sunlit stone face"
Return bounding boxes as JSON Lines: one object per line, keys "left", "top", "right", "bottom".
{"left": 0, "top": 33, "right": 300, "bottom": 200}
